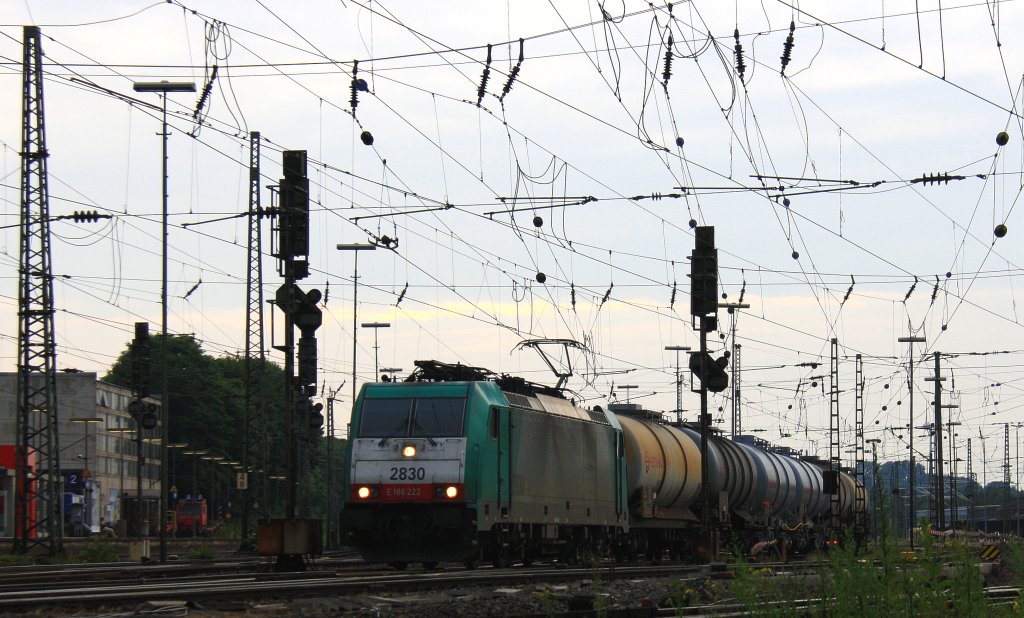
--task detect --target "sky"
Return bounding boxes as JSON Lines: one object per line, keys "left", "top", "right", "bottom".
{"left": 0, "top": 1, "right": 1022, "bottom": 485}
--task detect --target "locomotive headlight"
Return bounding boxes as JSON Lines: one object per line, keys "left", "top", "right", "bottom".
{"left": 445, "top": 485, "right": 459, "bottom": 499}
{"left": 402, "top": 444, "right": 417, "bottom": 458}
{"left": 357, "top": 486, "right": 371, "bottom": 499}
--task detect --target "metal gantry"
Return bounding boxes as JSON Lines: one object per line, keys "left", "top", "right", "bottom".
{"left": 326, "top": 385, "right": 341, "bottom": 550}
{"left": 15, "top": 25, "right": 63, "bottom": 556}
{"left": 1004, "top": 423, "right": 1011, "bottom": 533}
{"left": 241, "top": 131, "right": 267, "bottom": 547}
{"left": 828, "top": 338, "right": 840, "bottom": 532}
{"left": 854, "top": 354, "right": 867, "bottom": 538}
{"left": 967, "top": 437, "right": 974, "bottom": 529}
{"left": 925, "top": 351, "right": 948, "bottom": 529}
{"left": 898, "top": 334, "right": 926, "bottom": 545}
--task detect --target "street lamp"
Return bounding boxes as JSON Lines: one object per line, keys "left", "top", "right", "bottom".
{"left": 166, "top": 443, "right": 188, "bottom": 504}
{"left": 898, "top": 334, "right": 926, "bottom": 546}
{"left": 361, "top": 322, "right": 391, "bottom": 380}
{"left": 337, "top": 243, "right": 377, "bottom": 407}
{"left": 664, "top": 346, "right": 691, "bottom": 425}
{"left": 616, "top": 385, "right": 638, "bottom": 404}
{"left": 108, "top": 425, "right": 134, "bottom": 527}
{"left": 947, "top": 422, "right": 962, "bottom": 527}
{"left": 380, "top": 367, "right": 403, "bottom": 383}
{"left": 867, "top": 438, "right": 882, "bottom": 541}
{"left": 133, "top": 79, "right": 196, "bottom": 564}
{"left": 268, "top": 475, "right": 287, "bottom": 517}
{"left": 70, "top": 417, "right": 101, "bottom": 532}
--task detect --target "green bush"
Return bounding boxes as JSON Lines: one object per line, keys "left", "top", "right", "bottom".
{"left": 728, "top": 529, "right": 1005, "bottom": 617}
{"left": 0, "top": 553, "right": 35, "bottom": 567}
{"left": 77, "top": 539, "right": 119, "bottom": 563}
{"left": 185, "top": 544, "right": 216, "bottom": 560}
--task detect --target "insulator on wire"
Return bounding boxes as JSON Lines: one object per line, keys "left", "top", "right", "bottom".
{"left": 71, "top": 210, "right": 104, "bottom": 223}
{"left": 571, "top": 282, "right": 577, "bottom": 311}
{"left": 183, "top": 279, "right": 202, "bottom": 300}
{"left": 395, "top": 282, "right": 408, "bottom": 307}
{"left": 601, "top": 284, "right": 613, "bottom": 305}
{"left": 780, "top": 21, "right": 795, "bottom": 75}
{"left": 930, "top": 275, "right": 939, "bottom": 305}
{"left": 477, "top": 44, "right": 493, "bottom": 107}
{"left": 500, "top": 38, "right": 525, "bottom": 102}
{"left": 912, "top": 172, "right": 965, "bottom": 186}
{"left": 670, "top": 280, "right": 677, "bottom": 309}
{"left": 662, "top": 33, "right": 674, "bottom": 87}
{"left": 733, "top": 29, "right": 746, "bottom": 82}
{"left": 193, "top": 65, "right": 218, "bottom": 121}
{"left": 903, "top": 275, "right": 918, "bottom": 303}
{"left": 842, "top": 275, "right": 854, "bottom": 304}
{"left": 350, "top": 60, "right": 360, "bottom": 111}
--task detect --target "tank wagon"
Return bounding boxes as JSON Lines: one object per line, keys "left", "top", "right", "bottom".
{"left": 340, "top": 360, "right": 865, "bottom": 568}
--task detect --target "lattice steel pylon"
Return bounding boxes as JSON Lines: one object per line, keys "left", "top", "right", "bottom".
{"left": 1004, "top": 423, "right": 1011, "bottom": 533}
{"left": 241, "top": 131, "right": 267, "bottom": 546}
{"left": 15, "top": 26, "right": 62, "bottom": 556}
{"left": 828, "top": 338, "right": 840, "bottom": 532}
{"left": 854, "top": 354, "right": 867, "bottom": 538}
{"left": 326, "top": 385, "right": 341, "bottom": 550}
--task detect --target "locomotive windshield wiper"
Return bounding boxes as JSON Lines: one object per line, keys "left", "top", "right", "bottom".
{"left": 412, "top": 418, "right": 439, "bottom": 446}
{"left": 378, "top": 417, "right": 410, "bottom": 446}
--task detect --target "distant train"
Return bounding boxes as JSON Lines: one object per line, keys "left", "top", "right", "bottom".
{"left": 168, "top": 498, "right": 210, "bottom": 537}
{"left": 339, "top": 360, "right": 866, "bottom": 568}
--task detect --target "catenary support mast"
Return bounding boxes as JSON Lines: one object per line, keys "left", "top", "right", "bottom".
{"left": 241, "top": 131, "right": 267, "bottom": 547}
{"left": 15, "top": 25, "right": 62, "bottom": 556}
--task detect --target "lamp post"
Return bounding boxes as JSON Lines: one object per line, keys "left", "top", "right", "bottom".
{"left": 664, "top": 346, "right": 691, "bottom": 425}
{"left": 616, "top": 385, "right": 638, "bottom": 404}
{"left": 133, "top": 79, "right": 196, "bottom": 564}
{"left": 166, "top": 442, "right": 188, "bottom": 535}
{"left": 336, "top": 243, "right": 377, "bottom": 408}
{"left": 1016, "top": 423, "right": 1023, "bottom": 537}
{"left": 268, "top": 475, "right": 286, "bottom": 517}
{"left": 70, "top": 417, "right": 101, "bottom": 532}
{"left": 361, "top": 322, "right": 391, "bottom": 380}
{"left": 866, "top": 438, "right": 881, "bottom": 542}
{"left": 898, "top": 334, "right": 926, "bottom": 546}
{"left": 108, "top": 425, "right": 133, "bottom": 527}
{"left": 947, "top": 422, "right": 961, "bottom": 527}
{"left": 380, "top": 367, "right": 404, "bottom": 383}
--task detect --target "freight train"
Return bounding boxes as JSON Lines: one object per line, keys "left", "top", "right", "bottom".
{"left": 339, "top": 360, "right": 865, "bottom": 569}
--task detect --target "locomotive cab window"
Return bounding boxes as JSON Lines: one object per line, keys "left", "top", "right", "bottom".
{"left": 412, "top": 397, "right": 465, "bottom": 437}
{"left": 359, "top": 397, "right": 466, "bottom": 438}
{"left": 488, "top": 408, "right": 498, "bottom": 440}
{"left": 358, "top": 398, "right": 413, "bottom": 437}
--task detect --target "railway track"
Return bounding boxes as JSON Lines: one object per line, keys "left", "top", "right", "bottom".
{"left": 0, "top": 560, "right": 801, "bottom": 611}
{"left": 1, "top": 557, "right": 1014, "bottom": 616}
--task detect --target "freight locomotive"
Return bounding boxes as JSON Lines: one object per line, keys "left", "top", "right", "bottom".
{"left": 339, "top": 360, "right": 865, "bottom": 568}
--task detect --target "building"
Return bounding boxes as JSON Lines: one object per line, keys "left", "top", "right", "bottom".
{"left": 0, "top": 371, "right": 161, "bottom": 536}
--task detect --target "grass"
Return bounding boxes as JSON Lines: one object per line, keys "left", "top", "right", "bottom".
{"left": 184, "top": 543, "right": 217, "bottom": 560}
{"left": 725, "top": 526, "right": 1023, "bottom": 617}
{"left": 76, "top": 538, "right": 119, "bottom": 563}
{"left": 0, "top": 553, "right": 36, "bottom": 567}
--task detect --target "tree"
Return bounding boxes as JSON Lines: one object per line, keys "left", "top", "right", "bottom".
{"left": 103, "top": 334, "right": 306, "bottom": 515}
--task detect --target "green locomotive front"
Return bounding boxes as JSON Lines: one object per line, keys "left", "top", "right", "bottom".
{"left": 340, "top": 364, "right": 628, "bottom": 568}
